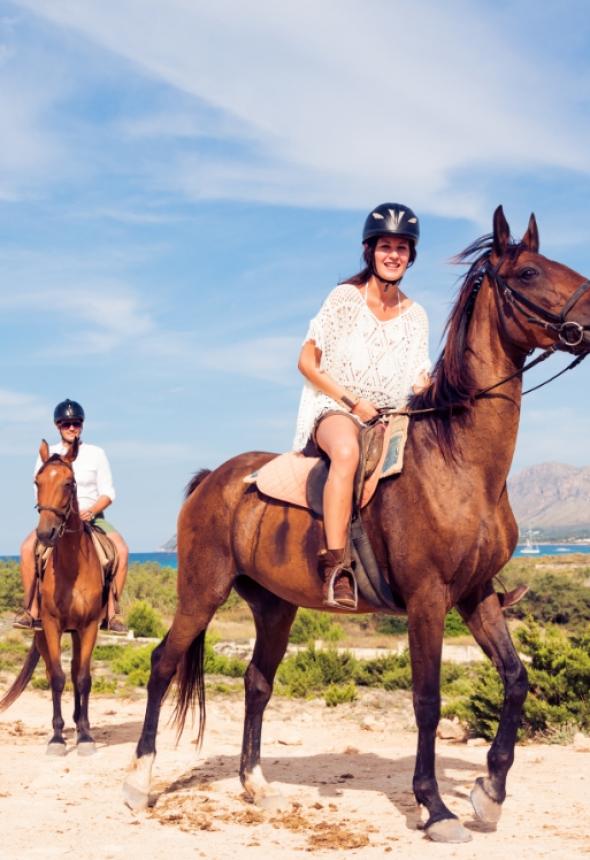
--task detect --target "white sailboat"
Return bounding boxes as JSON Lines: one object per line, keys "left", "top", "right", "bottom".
{"left": 520, "top": 529, "right": 540, "bottom": 555}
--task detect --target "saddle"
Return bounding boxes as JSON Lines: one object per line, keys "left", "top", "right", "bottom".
{"left": 245, "top": 415, "right": 410, "bottom": 613}
{"left": 245, "top": 414, "right": 409, "bottom": 515}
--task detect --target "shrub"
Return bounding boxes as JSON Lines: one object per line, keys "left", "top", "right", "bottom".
{"left": 324, "top": 683, "right": 357, "bottom": 707}
{"left": 0, "top": 561, "right": 24, "bottom": 612}
{"left": 276, "top": 647, "right": 359, "bottom": 698}
{"left": 126, "top": 600, "right": 166, "bottom": 638}
{"left": 375, "top": 615, "right": 408, "bottom": 635}
{"left": 444, "top": 609, "right": 470, "bottom": 637}
{"left": 289, "top": 609, "right": 343, "bottom": 644}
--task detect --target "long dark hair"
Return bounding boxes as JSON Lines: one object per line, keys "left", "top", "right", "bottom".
{"left": 340, "top": 237, "right": 416, "bottom": 286}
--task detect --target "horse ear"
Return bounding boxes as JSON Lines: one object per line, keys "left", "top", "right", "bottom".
{"left": 493, "top": 205, "right": 511, "bottom": 256}
{"left": 64, "top": 437, "right": 79, "bottom": 463}
{"left": 522, "top": 213, "right": 539, "bottom": 253}
{"left": 39, "top": 439, "right": 50, "bottom": 463}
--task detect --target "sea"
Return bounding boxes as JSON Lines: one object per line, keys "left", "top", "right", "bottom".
{"left": 3, "top": 545, "right": 590, "bottom": 568}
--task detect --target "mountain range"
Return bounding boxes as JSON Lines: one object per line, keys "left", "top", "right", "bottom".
{"left": 508, "top": 462, "right": 590, "bottom": 538}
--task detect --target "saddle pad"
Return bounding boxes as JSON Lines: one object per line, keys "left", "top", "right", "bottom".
{"left": 246, "top": 414, "right": 409, "bottom": 511}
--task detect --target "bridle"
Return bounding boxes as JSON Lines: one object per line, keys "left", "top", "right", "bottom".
{"left": 486, "top": 258, "right": 590, "bottom": 351}
{"left": 35, "top": 463, "right": 78, "bottom": 539}
{"left": 389, "top": 247, "right": 590, "bottom": 418}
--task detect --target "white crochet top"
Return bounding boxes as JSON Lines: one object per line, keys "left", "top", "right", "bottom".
{"left": 293, "top": 283, "right": 431, "bottom": 450}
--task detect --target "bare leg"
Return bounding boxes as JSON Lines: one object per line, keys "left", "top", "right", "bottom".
{"left": 106, "top": 531, "right": 128, "bottom": 621}
{"left": 315, "top": 414, "right": 360, "bottom": 548}
{"left": 458, "top": 585, "right": 528, "bottom": 824}
{"left": 237, "top": 580, "right": 297, "bottom": 809}
{"left": 407, "top": 591, "right": 471, "bottom": 843}
{"left": 14, "top": 530, "right": 38, "bottom": 624}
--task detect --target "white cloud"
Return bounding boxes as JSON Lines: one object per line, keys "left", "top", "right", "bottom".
{"left": 203, "top": 335, "right": 300, "bottom": 385}
{"left": 0, "top": 389, "right": 48, "bottom": 424}
{"left": 11, "top": 0, "right": 590, "bottom": 220}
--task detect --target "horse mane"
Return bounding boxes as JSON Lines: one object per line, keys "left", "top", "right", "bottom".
{"left": 184, "top": 468, "right": 212, "bottom": 499}
{"left": 37, "top": 453, "right": 69, "bottom": 474}
{"left": 407, "top": 232, "right": 520, "bottom": 458}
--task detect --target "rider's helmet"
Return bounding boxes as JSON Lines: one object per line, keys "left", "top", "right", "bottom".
{"left": 53, "top": 399, "right": 85, "bottom": 424}
{"left": 362, "top": 202, "right": 420, "bottom": 265}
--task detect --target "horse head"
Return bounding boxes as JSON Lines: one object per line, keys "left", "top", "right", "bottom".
{"left": 488, "top": 205, "right": 590, "bottom": 355}
{"left": 35, "top": 438, "right": 79, "bottom": 546}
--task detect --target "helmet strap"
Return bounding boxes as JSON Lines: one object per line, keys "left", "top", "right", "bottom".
{"left": 369, "top": 258, "right": 403, "bottom": 292}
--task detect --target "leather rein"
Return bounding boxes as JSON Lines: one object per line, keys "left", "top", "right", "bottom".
{"left": 391, "top": 253, "right": 590, "bottom": 418}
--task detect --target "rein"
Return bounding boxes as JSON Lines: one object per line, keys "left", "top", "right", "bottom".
{"left": 390, "top": 253, "right": 590, "bottom": 418}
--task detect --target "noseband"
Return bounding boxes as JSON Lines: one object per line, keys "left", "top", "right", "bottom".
{"left": 35, "top": 466, "right": 77, "bottom": 539}
{"left": 486, "top": 260, "right": 590, "bottom": 350}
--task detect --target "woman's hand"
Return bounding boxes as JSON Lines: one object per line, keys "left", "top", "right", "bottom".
{"left": 351, "top": 398, "right": 379, "bottom": 423}
{"left": 412, "top": 370, "right": 431, "bottom": 394}
{"left": 80, "top": 508, "right": 95, "bottom": 522}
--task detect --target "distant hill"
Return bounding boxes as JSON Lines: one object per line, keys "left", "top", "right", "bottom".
{"left": 508, "top": 462, "right": 590, "bottom": 539}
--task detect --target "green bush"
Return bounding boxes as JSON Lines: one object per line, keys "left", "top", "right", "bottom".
{"left": 126, "top": 600, "right": 166, "bottom": 638}
{"left": 0, "top": 561, "right": 24, "bottom": 612}
{"left": 203, "top": 637, "right": 246, "bottom": 677}
{"left": 375, "top": 615, "right": 408, "bottom": 635}
{"left": 444, "top": 609, "right": 470, "bottom": 637}
{"left": 353, "top": 651, "right": 410, "bottom": 687}
{"left": 509, "top": 573, "right": 590, "bottom": 628}
{"left": 121, "top": 562, "right": 178, "bottom": 615}
{"left": 324, "top": 682, "right": 357, "bottom": 707}
{"left": 111, "top": 644, "right": 154, "bottom": 684}
{"left": 276, "top": 646, "right": 359, "bottom": 698}
{"left": 289, "top": 609, "right": 343, "bottom": 644}
{"left": 443, "top": 621, "right": 590, "bottom": 740}
{"left": 0, "top": 638, "right": 29, "bottom": 671}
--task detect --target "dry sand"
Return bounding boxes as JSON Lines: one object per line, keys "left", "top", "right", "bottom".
{"left": 0, "top": 688, "right": 589, "bottom": 859}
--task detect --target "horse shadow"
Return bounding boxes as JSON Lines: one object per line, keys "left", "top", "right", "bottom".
{"left": 152, "top": 747, "right": 487, "bottom": 832}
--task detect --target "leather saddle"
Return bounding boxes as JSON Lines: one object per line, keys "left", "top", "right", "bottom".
{"left": 245, "top": 414, "right": 409, "bottom": 514}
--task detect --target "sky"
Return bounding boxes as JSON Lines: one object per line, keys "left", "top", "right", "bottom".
{"left": 1, "top": 1, "right": 590, "bottom": 552}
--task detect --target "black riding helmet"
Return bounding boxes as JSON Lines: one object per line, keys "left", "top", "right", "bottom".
{"left": 54, "top": 399, "right": 85, "bottom": 424}
{"left": 362, "top": 202, "right": 420, "bottom": 266}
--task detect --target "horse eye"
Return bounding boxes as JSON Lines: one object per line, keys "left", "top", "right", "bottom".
{"left": 518, "top": 267, "right": 538, "bottom": 282}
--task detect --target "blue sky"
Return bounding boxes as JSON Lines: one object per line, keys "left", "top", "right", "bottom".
{"left": 2, "top": 1, "right": 590, "bottom": 552}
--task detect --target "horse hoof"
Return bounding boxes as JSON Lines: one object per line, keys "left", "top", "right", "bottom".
{"left": 77, "top": 741, "right": 96, "bottom": 757}
{"left": 425, "top": 818, "right": 472, "bottom": 843}
{"left": 46, "top": 742, "right": 67, "bottom": 757}
{"left": 123, "top": 781, "right": 150, "bottom": 812}
{"left": 470, "top": 779, "right": 502, "bottom": 825}
{"left": 257, "top": 794, "right": 290, "bottom": 814}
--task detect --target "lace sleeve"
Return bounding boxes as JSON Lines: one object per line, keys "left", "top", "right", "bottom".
{"left": 302, "top": 287, "right": 340, "bottom": 353}
{"left": 411, "top": 304, "right": 432, "bottom": 383}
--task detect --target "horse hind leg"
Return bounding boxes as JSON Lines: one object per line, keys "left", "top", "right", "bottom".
{"left": 124, "top": 564, "right": 234, "bottom": 811}
{"left": 457, "top": 586, "right": 528, "bottom": 827}
{"left": 236, "top": 578, "right": 297, "bottom": 812}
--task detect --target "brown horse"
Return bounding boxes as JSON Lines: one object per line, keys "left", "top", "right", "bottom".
{"left": 0, "top": 438, "right": 105, "bottom": 755}
{"left": 124, "top": 207, "right": 590, "bottom": 842}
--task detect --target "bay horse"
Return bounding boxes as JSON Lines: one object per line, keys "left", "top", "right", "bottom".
{"left": 0, "top": 438, "right": 105, "bottom": 755}
{"left": 124, "top": 207, "right": 590, "bottom": 842}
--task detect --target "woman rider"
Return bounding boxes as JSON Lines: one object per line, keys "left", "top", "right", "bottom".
{"left": 14, "top": 399, "right": 129, "bottom": 634}
{"left": 294, "top": 203, "right": 430, "bottom": 609}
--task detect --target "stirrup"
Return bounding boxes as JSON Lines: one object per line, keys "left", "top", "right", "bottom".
{"left": 13, "top": 609, "right": 42, "bottom": 631}
{"left": 319, "top": 549, "right": 358, "bottom": 610}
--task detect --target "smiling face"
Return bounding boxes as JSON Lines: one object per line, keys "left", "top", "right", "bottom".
{"left": 56, "top": 419, "right": 83, "bottom": 446}
{"left": 372, "top": 235, "right": 412, "bottom": 282}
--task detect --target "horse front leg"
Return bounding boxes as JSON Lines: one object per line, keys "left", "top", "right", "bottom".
{"left": 71, "top": 624, "right": 99, "bottom": 755}
{"left": 238, "top": 586, "right": 297, "bottom": 811}
{"left": 458, "top": 584, "right": 528, "bottom": 826}
{"left": 407, "top": 594, "right": 472, "bottom": 843}
{"left": 39, "top": 621, "right": 67, "bottom": 755}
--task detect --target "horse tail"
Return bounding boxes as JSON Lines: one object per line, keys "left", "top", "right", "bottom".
{"left": 0, "top": 639, "right": 41, "bottom": 711}
{"left": 172, "top": 629, "right": 207, "bottom": 748}
{"left": 184, "top": 468, "right": 212, "bottom": 500}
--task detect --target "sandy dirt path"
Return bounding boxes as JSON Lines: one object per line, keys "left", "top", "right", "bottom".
{"left": 0, "top": 689, "right": 589, "bottom": 859}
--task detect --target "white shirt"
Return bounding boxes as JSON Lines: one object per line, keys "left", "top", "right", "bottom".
{"left": 34, "top": 442, "right": 116, "bottom": 510}
{"left": 293, "top": 283, "right": 431, "bottom": 450}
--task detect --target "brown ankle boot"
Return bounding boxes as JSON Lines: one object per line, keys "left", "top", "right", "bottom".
{"left": 318, "top": 549, "right": 358, "bottom": 609}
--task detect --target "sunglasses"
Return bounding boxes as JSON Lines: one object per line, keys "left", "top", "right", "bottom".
{"left": 59, "top": 421, "right": 83, "bottom": 429}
